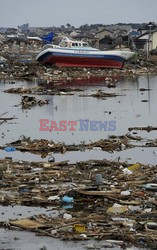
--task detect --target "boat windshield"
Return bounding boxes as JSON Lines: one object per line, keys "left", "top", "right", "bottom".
{"left": 59, "top": 39, "right": 91, "bottom": 48}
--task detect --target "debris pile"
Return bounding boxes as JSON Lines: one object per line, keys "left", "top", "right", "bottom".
{"left": 0, "top": 53, "right": 157, "bottom": 84}
{"left": 0, "top": 158, "right": 157, "bottom": 248}
{"left": 128, "top": 125, "right": 157, "bottom": 132}
{"left": 21, "top": 95, "right": 49, "bottom": 108}
{"left": 4, "top": 86, "right": 44, "bottom": 94}
{"left": 0, "top": 41, "right": 157, "bottom": 250}
{"left": 4, "top": 86, "right": 83, "bottom": 96}
{"left": 79, "top": 90, "right": 119, "bottom": 99}
{"left": 1, "top": 136, "right": 134, "bottom": 155}
{"left": 0, "top": 112, "right": 17, "bottom": 126}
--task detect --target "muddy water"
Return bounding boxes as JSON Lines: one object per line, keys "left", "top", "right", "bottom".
{"left": 0, "top": 205, "right": 58, "bottom": 221}
{"left": 1, "top": 146, "right": 157, "bottom": 165}
{"left": 0, "top": 76, "right": 157, "bottom": 249}
{"left": 0, "top": 228, "right": 147, "bottom": 250}
{"left": 0, "top": 76, "right": 157, "bottom": 164}
{"left": 0, "top": 76, "right": 157, "bottom": 145}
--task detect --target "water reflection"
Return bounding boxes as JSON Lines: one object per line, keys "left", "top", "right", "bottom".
{"left": 0, "top": 75, "right": 157, "bottom": 155}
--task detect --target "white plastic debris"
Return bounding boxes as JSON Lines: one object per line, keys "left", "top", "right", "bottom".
{"left": 121, "top": 190, "right": 131, "bottom": 196}
{"left": 80, "top": 234, "right": 87, "bottom": 238}
{"left": 48, "top": 195, "right": 60, "bottom": 201}
{"left": 123, "top": 168, "right": 133, "bottom": 175}
{"left": 121, "top": 143, "right": 126, "bottom": 150}
{"left": 63, "top": 213, "right": 72, "bottom": 219}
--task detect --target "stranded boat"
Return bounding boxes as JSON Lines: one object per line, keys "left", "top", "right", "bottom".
{"left": 36, "top": 37, "right": 135, "bottom": 69}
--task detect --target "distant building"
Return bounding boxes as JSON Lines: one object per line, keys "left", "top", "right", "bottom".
{"left": 134, "top": 29, "right": 157, "bottom": 51}
{"left": 138, "top": 21, "right": 157, "bottom": 35}
{"left": 6, "top": 33, "right": 27, "bottom": 44}
{"left": 107, "top": 41, "right": 134, "bottom": 52}
{"left": 5, "top": 28, "right": 18, "bottom": 35}
{"left": 129, "top": 30, "right": 140, "bottom": 37}
{"left": 151, "top": 30, "right": 157, "bottom": 50}
{"left": 106, "top": 25, "right": 132, "bottom": 36}
{"left": 95, "top": 28, "right": 113, "bottom": 40}
{"left": 18, "top": 23, "right": 29, "bottom": 34}
{"left": 70, "top": 30, "right": 81, "bottom": 38}
{"left": 99, "top": 36, "right": 114, "bottom": 50}
{"left": 0, "top": 28, "right": 7, "bottom": 34}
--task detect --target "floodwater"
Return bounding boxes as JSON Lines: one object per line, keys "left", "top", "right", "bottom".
{"left": 0, "top": 205, "right": 57, "bottom": 221}
{"left": 0, "top": 228, "right": 147, "bottom": 250}
{"left": 0, "top": 75, "right": 157, "bottom": 164}
{"left": 1, "top": 146, "right": 157, "bottom": 165}
{"left": 0, "top": 75, "right": 157, "bottom": 249}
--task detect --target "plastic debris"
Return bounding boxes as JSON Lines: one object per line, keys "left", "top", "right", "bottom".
{"left": 48, "top": 195, "right": 60, "bottom": 201}
{"left": 128, "top": 163, "right": 141, "bottom": 171}
{"left": 123, "top": 168, "right": 133, "bottom": 175}
{"left": 4, "top": 146, "right": 16, "bottom": 152}
{"left": 107, "top": 204, "right": 128, "bottom": 214}
{"left": 144, "top": 183, "right": 157, "bottom": 191}
{"left": 120, "top": 190, "right": 131, "bottom": 196}
{"left": 74, "top": 224, "right": 86, "bottom": 233}
{"left": 62, "top": 196, "right": 74, "bottom": 203}
{"left": 63, "top": 213, "right": 72, "bottom": 220}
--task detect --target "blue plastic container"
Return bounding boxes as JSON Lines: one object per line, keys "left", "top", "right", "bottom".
{"left": 62, "top": 196, "right": 74, "bottom": 203}
{"left": 4, "top": 147, "right": 16, "bottom": 152}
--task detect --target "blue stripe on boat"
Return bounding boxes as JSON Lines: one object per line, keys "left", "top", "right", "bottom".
{"left": 38, "top": 51, "right": 125, "bottom": 63}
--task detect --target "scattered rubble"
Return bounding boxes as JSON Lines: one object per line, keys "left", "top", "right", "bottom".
{"left": 128, "top": 126, "right": 157, "bottom": 132}
{"left": 0, "top": 157, "right": 157, "bottom": 248}
{"left": 79, "top": 90, "right": 119, "bottom": 99}
{"left": 0, "top": 43, "right": 157, "bottom": 249}
{"left": 139, "top": 88, "right": 152, "bottom": 91}
{"left": 4, "top": 86, "right": 83, "bottom": 96}
{"left": 4, "top": 86, "right": 43, "bottom": 94}
{"left": 143, "top": 139, "right": 157, "bottom": 148}
{"left": 0, "top": 56, "right": 7, "bottom": 64}
{"left": 0, "top": 136, "right": 134, "bottom": 155}
{"left": 0, "top": 112, "right": 17, "bottom": 126}
{"left": 21, "top": 95, "right": 49, "bottom": 108}
{"left": 0, "top": 52, "right": 157, "bottom": 85}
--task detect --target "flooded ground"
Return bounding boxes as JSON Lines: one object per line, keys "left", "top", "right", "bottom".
{"left": 0, "top": 75, "right": 157, "bottom": 163}
{"left": 1, "top": 146, "right": 157, "bottom": 165}
{"left": 0, "top": 75, "right": 157, "bottom": 249}
{"left": 1, "top": 228, "right": 147, "bottom": 250}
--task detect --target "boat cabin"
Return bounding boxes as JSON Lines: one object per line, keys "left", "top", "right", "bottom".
{"left": 40, "top": 37, "right": 98, "bottom": 52}
{"left": 59, "top": 39, "right": 89, "bottom": 48}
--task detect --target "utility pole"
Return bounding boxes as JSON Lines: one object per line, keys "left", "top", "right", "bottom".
{"left": 147, "top": 23, "right": 153, "bottom": 60}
